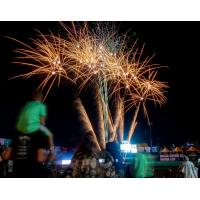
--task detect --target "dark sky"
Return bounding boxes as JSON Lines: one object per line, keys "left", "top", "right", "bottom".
{"left": 0, "top": 21, "right": 199, "bottom": 147}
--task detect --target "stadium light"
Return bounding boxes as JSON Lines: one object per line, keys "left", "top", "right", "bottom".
{"left": 62, "top": 159, "right": 71, "bottom": 165}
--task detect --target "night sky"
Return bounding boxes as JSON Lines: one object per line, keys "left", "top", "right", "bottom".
{"left": 0, "top": 21, "right": 199, "bottom": 147}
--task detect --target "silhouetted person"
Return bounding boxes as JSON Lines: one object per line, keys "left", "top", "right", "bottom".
{"left": 179, "top": 155, "right": 198, "bottom": 178}
{"left": 106, "top": 140, "right": 124, "bottom": 177}
{"left": 68, "top": 132, "right": 101, "bottom": 178}
{"left": 2, "top": 130, "right": 51, "bottom": 177}
{"left": 67, "top": 132, "right": 117, "bottom": 178}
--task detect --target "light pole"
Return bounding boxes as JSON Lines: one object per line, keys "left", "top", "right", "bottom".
{"left": 149, "top": 122, "right": 153, "bottom": 151}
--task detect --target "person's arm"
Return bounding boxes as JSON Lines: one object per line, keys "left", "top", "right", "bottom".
{"left": 40, "top": 116, "right": 46, "bottom": 125}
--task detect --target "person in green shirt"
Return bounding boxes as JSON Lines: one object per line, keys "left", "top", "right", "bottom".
{"left": 133, "top": 152, "right": 154, "bottom": 178}
{"left": 16, "top": 91, "right": 54, "bottom": 153}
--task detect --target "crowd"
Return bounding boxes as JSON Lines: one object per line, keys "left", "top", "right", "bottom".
{"left": 1, "top": 91, "right": 200, "bottom": 178}
{"left": 0, "top": 91, "right": 122, "bottom": 178}
{"left": 1, "top": 139, "right": 200, "bottom": 178}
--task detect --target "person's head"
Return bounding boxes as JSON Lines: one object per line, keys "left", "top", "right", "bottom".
{"left": 183, "top": 155, "right": 189, "bottom": 161}
{"left": 77, "top": 131, "right": 100, "bottom": 154}
{"left": 31, "top": 91, "right": 43, "bottom": 102}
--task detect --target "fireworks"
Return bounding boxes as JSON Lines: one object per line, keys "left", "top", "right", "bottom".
{"left": 93, "top": 83, "right": 106, "bottom": 149}
{"left": 125, "top": 70, "right": 168, "bottom": 142}
{"left": 9, "top": 32, "right": 76, "bottom": 99}
{"left": 10, "top": 22, "right": 168, "bottom": 145}
{"left": 73, "top": 98, "right": 101, "bottom": 151}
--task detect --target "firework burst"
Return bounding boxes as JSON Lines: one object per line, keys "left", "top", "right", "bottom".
{"left": 9, "top": 31, "right": 75, "bottom": 99}
{"left": 125, "top": 69, "right": 168, "bottom": 142}
{"left": 10, "top": 22, "right": 169, "bottom": 145}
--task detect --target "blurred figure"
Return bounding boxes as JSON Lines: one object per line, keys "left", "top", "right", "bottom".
{"left": 133, "top": 153, "right": 154, "bottom": 178}
{"left": 98, "top": 150, "right": 117, "bottom": 178}
{"left": 7, "top": 160, "right": 14, "bottom": 177}
{"left": 134, "top": 153, "right": 147, "bottom": 178}
{"left": 16, "top": 91, "right": 54, "bottom": 153}
{"left": 66, "top": 132, "right": 117, "bottom": 178}
{"left": 0, "top": 144, "right": 5, "bottom": 177}
{"left": 2, "top": 92, "right": 54, "bottom": 177}
{"left": 67, "top": 132, "right": 101, "bottom": 178}
{"left": 106, "top": 140, "right": 124, "bottom": 177}
{"left": 0, "top": 144, "right": 11, "bottom": 177}
{"left": 5, "top": 130, "right": 52, "bottom": 177}
{"left": 125, "top": 163, "right": 134, "bottom": 178}
{"left": 179, "top": 155, "right": 198, "bottom": 178}
{"left": 198, "top": 157, "right": 200, "bottom": 178}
